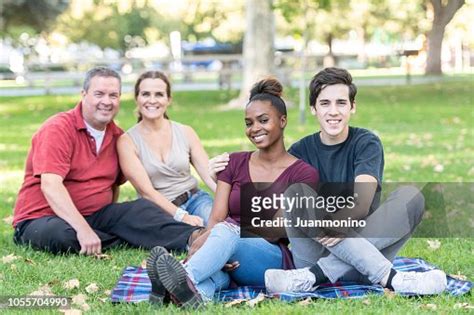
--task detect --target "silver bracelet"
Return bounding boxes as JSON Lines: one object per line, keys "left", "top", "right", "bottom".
{"left": 173, "top": 207, "right": 188, "bottom": 222}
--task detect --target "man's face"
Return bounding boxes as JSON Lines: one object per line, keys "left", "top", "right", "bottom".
{"left": 311, "top": 84, "right": 355, "bottom": 145}
{"left": 81, "top": 76, "right": 121, "bottom": 130}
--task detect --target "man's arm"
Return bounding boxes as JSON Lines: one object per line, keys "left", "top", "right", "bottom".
{"left": 316, "top": 175, "right": 377, "bottom": 246}
{"left": 41, "top": 173, "right": 101, "bottom": 255}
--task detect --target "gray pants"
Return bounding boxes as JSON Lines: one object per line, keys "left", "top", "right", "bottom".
{"left": 288, "top": 186, "right": 424, "bottom": 284}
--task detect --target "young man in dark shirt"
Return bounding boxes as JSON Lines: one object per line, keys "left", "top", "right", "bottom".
{"left": 210, "top": 68, "right": 447, "bottom": 295}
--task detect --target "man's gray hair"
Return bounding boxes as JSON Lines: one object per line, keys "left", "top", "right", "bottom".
{"left": 83, "top": 66, "right": 121, "bottom": 92}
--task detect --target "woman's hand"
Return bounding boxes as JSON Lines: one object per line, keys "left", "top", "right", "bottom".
{"left": 223, "top": 261, "right": 240, "bottom": 272}
{"left": 182, "top": 214, "right": 204, "bottom": 227}
{"left": 209, "top": 153, "right": 230, "bottom": 182}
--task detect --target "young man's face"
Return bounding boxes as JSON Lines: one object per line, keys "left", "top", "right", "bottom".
{"left": 81, "top": 76, "right": 121, "bottom": 130}
{"left": 311, "top": 83, "right": 356, "bottom": 145}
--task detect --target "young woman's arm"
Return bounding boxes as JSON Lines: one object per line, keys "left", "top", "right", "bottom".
{"left": 206, "top": 180, "right": 231, "bottom": 229}
{"left": 184, "top": 125, "right": 217, "bottom": 193}
{"left": 116, "top": 133, "right": 204, "bottom": 226}
{"left": 188, "top": 180, "right": 231, "bottom": 256}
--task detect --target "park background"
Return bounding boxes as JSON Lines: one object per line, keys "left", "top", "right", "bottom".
{"left": 0, "top": 0, "right": 473, "bottom": 313}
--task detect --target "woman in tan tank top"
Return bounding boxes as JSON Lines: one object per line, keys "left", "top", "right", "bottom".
{"left": 117, "top": 71, "right": 216, "bottom": 227}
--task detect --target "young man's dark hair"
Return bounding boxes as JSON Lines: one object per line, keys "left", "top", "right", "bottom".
{"left": 309, "top": 67, "right": 357, "bottom": 108}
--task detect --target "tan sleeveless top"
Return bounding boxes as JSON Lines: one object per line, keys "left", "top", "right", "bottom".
{"left": 126, "top": 121, "right": 198, "bottom": 201}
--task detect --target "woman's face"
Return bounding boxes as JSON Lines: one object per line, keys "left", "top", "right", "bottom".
{"left": 245, "top": 100, "right": 286, "bottom": 150}
{"left": 136, "top": 78, "right": 170, "bottom": 120}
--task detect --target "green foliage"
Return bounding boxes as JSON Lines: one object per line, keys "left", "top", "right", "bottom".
{"left": 1, "top": 0, "right": 69, "bottom": 31}
{"left": 55, "top": 0, "right": 152, "bottom": 52}
{"left": 1, "top": 0, "right": 70, "bottom": 37}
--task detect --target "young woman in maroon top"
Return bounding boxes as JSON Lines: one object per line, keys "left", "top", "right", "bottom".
{"left": 147, "top": 77, "right": 318, "bottom": 308}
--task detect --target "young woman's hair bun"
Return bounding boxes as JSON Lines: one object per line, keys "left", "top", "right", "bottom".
{"left": 249, "top": 77, "right": 283, "bottom": 100}
{"left": 247, "top": 77, "right": 287, "bottom": 116}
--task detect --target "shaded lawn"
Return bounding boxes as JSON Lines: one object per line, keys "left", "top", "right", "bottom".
{"left": 0, "top": 80, "right": 472, "bottom": 313}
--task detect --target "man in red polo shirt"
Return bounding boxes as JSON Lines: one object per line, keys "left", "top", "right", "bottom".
{"left": 13, "top": 67, "right": 202, "bottom": 255}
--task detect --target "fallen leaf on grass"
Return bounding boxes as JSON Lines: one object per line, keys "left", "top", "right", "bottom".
{"left": 98, "top": 297, "right": 108, "bottom": 303}
{"left": 298, "top": 297, "right": 312, "bottom": 306}
{"left": 423, "top": 211, "right": 433, "bottom": 219}
{"left": 383, "top": 288, "right": 395, "bottom": 299}
{"left": 48, "top": 279, "right": 61, "bottom": 286}
{"left": 72, "top": 294, "right": 90, "bottom": 311}
{"left": 426, "top": 239, "right": 441, "bottom": 250}
{"left": 80, "top": 303, "right": 90, "bottom": 311}
{"left": 2, "top": 254, "right": 20, "bottom": 264}
{"left": 433, "top": 164, "right": 444, "bottom": 173}
{"left": 449, "top": 272, "right": 467, "bottom": 281}
{"left": 72, "top": 293, "right": 87, "bottom": 306}
{"left": 93, "top": 253, "right": 111, "bottom": 260}
{"left": 224, "top": 299, "right": 246, "bottom": 307}
{"left": 419, "top": 303, "right": 437, "bottom": 310}
{"left": 85, "top": 283, "right": 99, "bottom": 294}
{"left": 30, "top": 284, "right": 54, "bottom": 296}
{"left": 362, "top": 299, "right": 371, "bottom": 305}
{"left": 103, "top": 289, "right": 112, "bottom": 296}
{"left": 454, "top": 303, "right": 474, "bottom": 309}
{"left": 64, "top": 279, "right": 80, "bottom": 290}
{"left": 24, "top": 258, "right": 35, "bottom": 265}
{"left": 446, "top": 209, "right": 460, "bottom": 218}
{"left": 246, "top": 293, "right": 265, "bottom": 307}
{"left": 2, "top": 215, "right": 13, "bottom": 225}
{"left": 59, "top": 309, "right": 82, "bottom": 315}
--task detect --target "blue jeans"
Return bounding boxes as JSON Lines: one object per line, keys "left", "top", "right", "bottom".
{"left": 288, "top": 186, "right": 425, "bottom": 284}
{"left": 181, "top": 190, "right": 213, "bottom": 226}
{"left": 184, "top": 222, "right": 283, "bottom": 300}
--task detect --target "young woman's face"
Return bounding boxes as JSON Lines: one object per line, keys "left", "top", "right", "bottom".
{"left": 245, "top": 100, "right": 286, "bottom": 149}
{"left": 136, "top": 78, "right": 170, "bottom": 120}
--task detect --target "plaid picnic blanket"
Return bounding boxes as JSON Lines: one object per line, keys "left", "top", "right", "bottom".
{"left": 110, "top": 257, "right": 472, "bottom": 303}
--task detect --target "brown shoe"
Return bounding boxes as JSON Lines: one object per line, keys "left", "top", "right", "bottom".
{"left": 156, "top": 253, "right": 203, "bottom": 309}
{"left": 146, "top": 246, "right": 170, "bottom": 305}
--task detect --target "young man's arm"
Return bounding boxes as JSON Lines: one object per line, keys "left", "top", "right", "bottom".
{"left": 41, "top": 173, "right": 102, "bottom": 255}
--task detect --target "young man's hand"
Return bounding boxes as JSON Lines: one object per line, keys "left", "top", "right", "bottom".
{"left": 315, "top": 232, "right": 345, "bottom": 247}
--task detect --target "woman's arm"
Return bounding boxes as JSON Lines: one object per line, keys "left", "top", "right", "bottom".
{"left": 184, "top": 126, "right": 217, "bottom": 193}
{"left": 116, "top": 133, "right": 203, "bottom": 226}
{"left": 207, "top": 180, "right": 232, "bottom": 229}
{"left": 188, "top": 180, "right": 232, "bottom": 256}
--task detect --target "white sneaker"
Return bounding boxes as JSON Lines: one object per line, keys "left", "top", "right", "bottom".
{"left": 391, "top": 270, "right": 447, "bottom": 295}
{"left": 265, "top": 268, "right": 317, "bottom": 293}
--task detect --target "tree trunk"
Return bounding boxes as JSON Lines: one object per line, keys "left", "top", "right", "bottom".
{"left": 425, "top": 0, "right": 465, "bottom": 75}
{"left": 228, "top": 0, "right": 274, "bottom": 107}
{"left": 323, "top": 33, "right": 335, "bottom": 67}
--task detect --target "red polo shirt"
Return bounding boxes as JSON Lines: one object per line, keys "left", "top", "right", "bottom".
{"left": 13, "top": 102, "right": 124, "bottom": 227}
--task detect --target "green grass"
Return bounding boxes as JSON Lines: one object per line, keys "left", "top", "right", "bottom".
{"left": 0, "top": 80, "right": 473, "bottom": 314}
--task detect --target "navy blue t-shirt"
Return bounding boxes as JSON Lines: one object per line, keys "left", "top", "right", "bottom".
{"left": 288, "top": 126, "right": 384, "bottom": 212}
